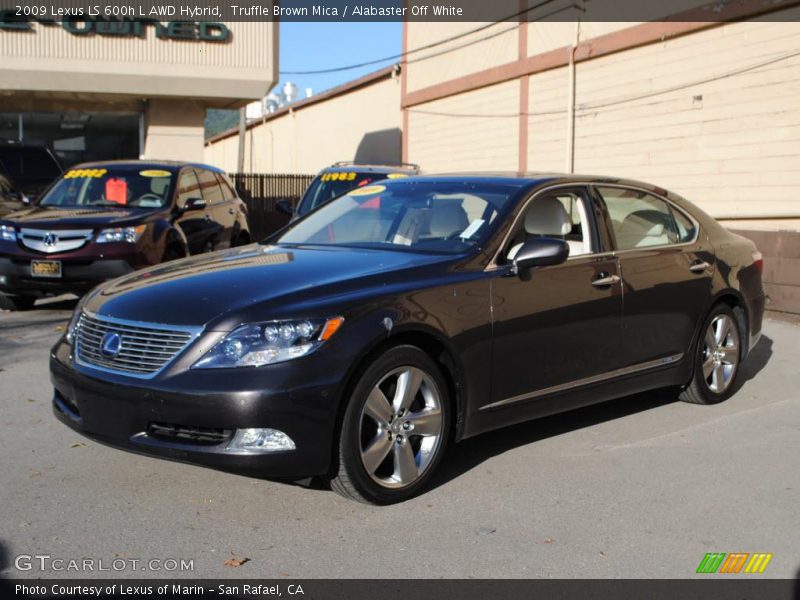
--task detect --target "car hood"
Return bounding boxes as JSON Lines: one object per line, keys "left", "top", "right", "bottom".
{"left": 2, "top": 206, "right": 159, "bottom": 228}
{"left": 84, "top": 244, "right": 453, "bottom": 328}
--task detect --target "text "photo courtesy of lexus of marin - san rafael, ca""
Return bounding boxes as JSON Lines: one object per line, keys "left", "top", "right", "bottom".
{"left": 50, "top": 174, "right": 765, "bottom": 504}
{"left": 0, "top": 160, "right": 250, "bottom": 310}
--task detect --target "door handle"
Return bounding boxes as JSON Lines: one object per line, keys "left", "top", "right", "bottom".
{"left": 689, "top": 261, "right": 711, "bottom": 273}
{"left": 592, "top": 274, "right": 621, "bottom": 287}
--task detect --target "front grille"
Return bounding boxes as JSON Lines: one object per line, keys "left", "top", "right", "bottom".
{"left": 75, "top": 312, "right": 199, "bottom": 377}
{"left": 148, "top": 422, "right": 232, "bottom": 445}
{"left": 19, "top": 228, "right": 93, "bottom": 253}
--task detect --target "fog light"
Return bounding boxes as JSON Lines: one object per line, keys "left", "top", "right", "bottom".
{"left": 0, "top": 275, "right": 6, "bottom": 285}
{"left": 227, "top": 428, "right": 295, "bottom": 453}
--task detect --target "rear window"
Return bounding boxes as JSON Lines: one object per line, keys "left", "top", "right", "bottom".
{"left": 39, "top": 166, "right": 175, "bottom": 209}
{"left": 297, "top": 171, "right": 399, "bottom": 216}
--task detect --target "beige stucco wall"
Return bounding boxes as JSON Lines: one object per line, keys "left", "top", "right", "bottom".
{"left": 205, "top": 73, "right": 402, "bottom": 174}
{"left": 0, "top": 21, "right": 278, "bottom": 105}
{"left": 407, "top": 79, "right": 520, "bottom": 172}
{"left": 405, "top": 11, "right": 800, "bottom": 222}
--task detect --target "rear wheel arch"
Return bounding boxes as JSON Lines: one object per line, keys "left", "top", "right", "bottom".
{"left": 708, "top": 291, "right": 749, "bottom": 360}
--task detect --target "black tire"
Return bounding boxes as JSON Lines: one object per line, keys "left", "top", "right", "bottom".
{"left": 680, "top": 303, "right": 742, "bottom": 405}
{"left": 330, "top": 345, "right": 451, "bottom": 504}
{"left": 162, "top": 246, "right": 183, "bottom": 263}
{"left": 0, "top": 293, "right": 36, "bottom": 311}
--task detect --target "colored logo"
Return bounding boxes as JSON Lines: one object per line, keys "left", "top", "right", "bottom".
{"left": 100, "top": 332, "right": 123, "bottom": 358}
{"left": 696, "top": 552, "right": 773, "bottom": 574}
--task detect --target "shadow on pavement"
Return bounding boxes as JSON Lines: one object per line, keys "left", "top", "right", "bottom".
{"left": 431, "top": 335, "right": 773, "bottom": 491}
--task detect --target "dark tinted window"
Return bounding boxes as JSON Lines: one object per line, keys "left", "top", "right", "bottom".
{"left": 176, "top": 170, "right": 201, "bottom": 208}
{"left": 216, "top": 173, "right": 237, "bottom": 201}
{"left": 196, "top": 169, "right": 224, "bottom": 204}
{"left": 297, "top": 171, "right": 387, "bottom": 216}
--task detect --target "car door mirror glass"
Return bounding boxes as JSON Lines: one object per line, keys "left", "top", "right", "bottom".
{"left": 183, "top": 197, "right": 206, "bottom": 212}
{"left": 512, "top": 237, "right": 569, "bottom": 273}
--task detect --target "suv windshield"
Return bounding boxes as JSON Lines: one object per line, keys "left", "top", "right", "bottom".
{"left": 297, "top": 171, "right": 399, "bottom": 216}
{"left": 277, "top": 180, "right": 515, "bottom": 254}
{"left": 39, "top": 166, "right": 176, "bottom": 209}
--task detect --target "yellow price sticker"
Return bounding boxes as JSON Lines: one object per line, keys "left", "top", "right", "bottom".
{"left": 322, "top": 172, "right": 357, "bottom": 182}
{"left": 139, "top": 169, "right": 171, "bottom": 178}
{"left": 347, "top": 184, "right": 386, "bottom": 197}
{"left": 64, "top": 168, "right": 108, "bottom": 179}
{"left": 387, "top": 173, "right": 409, "bottom": 179}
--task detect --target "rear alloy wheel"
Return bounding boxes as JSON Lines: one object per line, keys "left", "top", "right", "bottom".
{"left": 680, "top": 304, "right": 741, "bottom": 404}
{"left": 0, "top": 293, "right": 36, "bottom": 311}
{"left": 331, "top": 345, "right": 450, "bottom": 504}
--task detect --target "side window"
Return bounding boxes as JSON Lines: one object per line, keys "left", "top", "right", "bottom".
{"left": 176, "top": 169, "right": 200, "bottom": 209}
{"left": 216, "top": 173, "right": 237, "bottom": 201}
{"left": 597, "top": 187, "right": 681, "bottom": 250}
{"left": 506, "top": 190, "right": 594, "bottom": 261}
{"left": 196, "top": 169, "right": 224, "bottom": 205}
{"left": 673, "top": 208, "right": 697, "bottom": 243}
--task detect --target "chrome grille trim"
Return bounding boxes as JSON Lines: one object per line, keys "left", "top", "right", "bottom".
{"left": 20, "top": 228, "right": 93, "bottom": 254}
{"left": 74, "top": 311, "right": 201, "bottom": 379}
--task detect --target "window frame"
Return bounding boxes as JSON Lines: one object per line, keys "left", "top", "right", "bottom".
{"left": 489, "top": 184, "right": 605, "bottom": 269}
{"left": 592, "top": 184, "right": 700, "bottom": 253}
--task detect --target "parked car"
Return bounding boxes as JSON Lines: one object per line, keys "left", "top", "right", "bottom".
{"left": 0, "top": 160, "right": 250, "bottom": 310}
{"left": 0, "top": 140, "right": 63, "bottom": 201}
{"left": 278, "top": 161, "right": 420, "bottom": 219}
{"left": 51, "top": 174, "right": 764, "bottom": 504}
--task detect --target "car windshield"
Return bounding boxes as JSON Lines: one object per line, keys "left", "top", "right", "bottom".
{"left": 39, "top": 166, "right": 175, "bottom": 209}
{"left": 277, "top": 180, "right": 516, "bottom": 254}
{"left": 297, "top": 171, "right": 406, "bottom": 216}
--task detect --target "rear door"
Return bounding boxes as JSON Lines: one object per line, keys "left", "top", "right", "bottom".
{"left": 594, "top": 185, "right": 714, "bottom": 368}
{"left": 195, "top": 168, "right": 226, "bottom": 250}
{"left": 213, "top": 172, "right": 240, "bottom": 248}
{"left": 489, "top": 186, "right": 624, "bottom": 407}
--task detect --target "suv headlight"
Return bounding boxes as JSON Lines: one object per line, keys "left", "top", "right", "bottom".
{"left": 96, "top": 225, "right": 146, "bottom": 244}
{"left": 192, "top": 317, "right": 344, "bottom": 369}
{"left": 0, "top": 224, "right": 16, "bottom": 241}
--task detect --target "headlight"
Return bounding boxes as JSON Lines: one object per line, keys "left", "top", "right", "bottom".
{"left": 65, "top": 305, "right": 84, "bottom": 345}
{"left": 0, "top": 224, "right": 16, "bottom": 241}
{"left": 192, "top": 316, "right": 344, "bottom": 369}
{"left": 96, "top": 225, "right": 146, "bottom": 244}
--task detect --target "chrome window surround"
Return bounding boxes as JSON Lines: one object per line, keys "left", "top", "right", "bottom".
{"left": 487, "top": 182, "right": 701, "bottom": 271}
{"left": 74, "top": 310, "right": 202, "bottom": 380}
{"left": 19, "top": 228, "right": 93, "bottom": 254}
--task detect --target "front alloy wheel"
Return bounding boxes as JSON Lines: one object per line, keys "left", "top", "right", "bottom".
{"left": 332, "top": 346, "right": 450, "bottom": 504}
{"left": 681, "top": 304, "right": 742, "bottom": 405}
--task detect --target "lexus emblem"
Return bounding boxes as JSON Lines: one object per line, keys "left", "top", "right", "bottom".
{"left": 43, "top": 232, "right": 59, "bottom": 247}
{"left": 100, "top": 332, "right": 123, "bottom": 358}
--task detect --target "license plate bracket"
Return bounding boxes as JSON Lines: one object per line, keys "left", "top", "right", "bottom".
{"left": 31, "top": 260, "right": 62, "bottom": 278}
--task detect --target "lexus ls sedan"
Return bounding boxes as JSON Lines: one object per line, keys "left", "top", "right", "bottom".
{"left": 50, "top": 175, "right": 765, "bottom": 504}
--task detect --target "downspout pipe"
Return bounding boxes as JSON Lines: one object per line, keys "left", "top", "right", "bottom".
{"left": 566, "top": 20, "right": 580, "bottom": 174}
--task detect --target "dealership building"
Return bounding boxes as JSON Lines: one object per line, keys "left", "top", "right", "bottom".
{"left": 0, "top": 18, "right": 277, "bottom": 164}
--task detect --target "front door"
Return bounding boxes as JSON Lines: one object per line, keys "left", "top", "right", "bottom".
{"left": 488, "top": 186, "right": 623, "bottom": 408}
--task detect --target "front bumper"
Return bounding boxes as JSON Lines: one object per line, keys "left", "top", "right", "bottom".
{"left": 49, "top": 338, "right": 344, "bottom": 478}
{"left": 0, "top": 256, "right": 134, "bottom": 296}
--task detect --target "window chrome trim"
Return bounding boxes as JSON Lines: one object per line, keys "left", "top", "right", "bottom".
{"left": 479, "top": 353, "right": 684, "bottom": 411}
{"left": 591, "top": 183, "right": 701, "bottom": 254}
{"left": 486, "top": 181, "right": 703, "bottom": 271}
{"left": 73, "top": 310, "right": 203, "bottom": 380}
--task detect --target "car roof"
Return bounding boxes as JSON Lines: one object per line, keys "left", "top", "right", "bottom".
{"left": 63, "top": 160, "right": 225, "bottom": 174}
{"left": 392, "top": 172, "right": 674, "bottom": 196}
{"left": 321, "top": 163, "right": 418, "bottom": 175}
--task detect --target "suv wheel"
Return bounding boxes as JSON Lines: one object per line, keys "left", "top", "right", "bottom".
{"left": 0, "top": 293, "right": 36, "bottom": 311}
{"left": 331, "top": 345, "right": 451, "bottom": 504}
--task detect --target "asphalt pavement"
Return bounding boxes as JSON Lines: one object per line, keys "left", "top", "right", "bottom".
{"left": 0, "top": 296, "right": 798, "bottom": 579}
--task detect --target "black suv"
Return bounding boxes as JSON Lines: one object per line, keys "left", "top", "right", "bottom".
{"left": 280, "top": 162, "right": 420, "bottom": 219}
{"left": 0, "top": 160, "right": 250, "bottom": 310}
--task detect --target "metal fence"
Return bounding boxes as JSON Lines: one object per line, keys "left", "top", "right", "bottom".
{"left": 228, "top": 172, "right": 315, "bottom": 240}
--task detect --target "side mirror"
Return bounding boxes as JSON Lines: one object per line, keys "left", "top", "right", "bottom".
{"left": 276, "top": 198, "right": 295, "bottom": 216}
{"left": 182, "top": 197, "right": 206, "bottom": 212}
{"left": 512, "top": 237, "right": 569, "bottom": 274}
